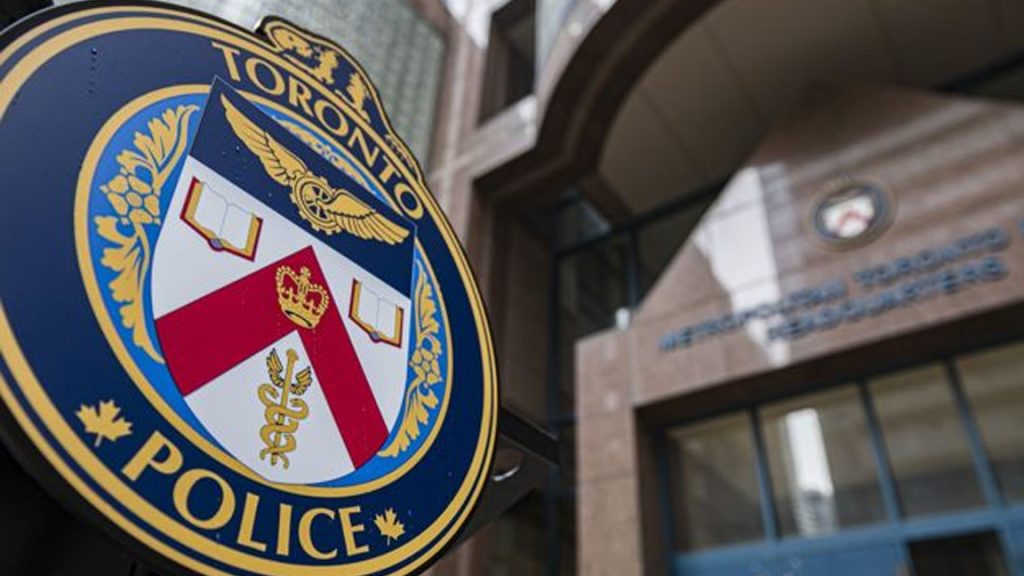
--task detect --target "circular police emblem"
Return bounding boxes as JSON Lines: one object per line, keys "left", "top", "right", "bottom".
{"left": 811, "top": 178, "right": 893, "bottom": 248}
{"left": 0, "top": 3, "right": 497, "bottom": 575}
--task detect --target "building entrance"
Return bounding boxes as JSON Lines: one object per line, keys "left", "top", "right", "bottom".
{"left": 661, "top": 339, "right": 1024, "bottom": 576}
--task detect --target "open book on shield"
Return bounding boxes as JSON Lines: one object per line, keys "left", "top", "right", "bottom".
{"left": 180, "top": 177, "right": 263, "bottom": 260}
{"left": 348, "top": 279, "right": 405, "bottom": 347}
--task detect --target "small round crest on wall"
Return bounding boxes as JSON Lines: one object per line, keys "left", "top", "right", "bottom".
{"left": 810, "top": 177, "right": 894, "bottom": 248}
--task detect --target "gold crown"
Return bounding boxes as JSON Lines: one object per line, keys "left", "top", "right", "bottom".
{"left": 275, "top": 265, "right": 330, "bottom": 329}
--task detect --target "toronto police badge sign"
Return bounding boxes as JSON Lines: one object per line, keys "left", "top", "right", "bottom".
{"left": 0, "top": 3, "right": 498, "bottom": 575}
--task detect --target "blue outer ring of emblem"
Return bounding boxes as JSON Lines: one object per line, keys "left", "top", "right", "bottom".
{"left": 0, "top": 3, "right": 498, "bottom": 576}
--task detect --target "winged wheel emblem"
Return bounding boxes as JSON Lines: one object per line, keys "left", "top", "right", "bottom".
{"left": 221, "top": 95, "right": 409, "bottom": 244}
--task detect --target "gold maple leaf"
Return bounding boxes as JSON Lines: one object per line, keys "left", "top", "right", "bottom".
{"left": 76, "top": 400, "right": 132, "bottom": 447}
{"left": 373, "top": 508, "right": 405, "bottom": 546}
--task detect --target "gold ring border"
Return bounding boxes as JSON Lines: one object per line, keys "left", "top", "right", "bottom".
{"left": 0, "top": 7, "right": 497, "bottom": 576}
{"left": 76, "top": 83, "right": 454, "bottom": 498}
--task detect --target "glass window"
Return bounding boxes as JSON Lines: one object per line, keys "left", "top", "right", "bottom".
{"left": 667, "top": 412, "right": 764, "bottom": 552}
{"left": 557, "top": 235, "right": 630, "bottom": 412}
{"left": 957, "top": 341, "right": 1024, "bottom": 502}
{"left": 760, "top": 386, "right": 887, "bottom": 537}
{"left": 479, "top": 0, "right": 536, "bottom": 121}
{"left": 636, "top": 200, "right": 709, "bottom": 298}
{"left": 870, "top": 364, "right": 984, "bottom": 517}
{"left": 122, "top": 0, "right": 447, "bottom": 164}
{"left": 558, "top": 234, "right": 629, "bottom": 335}
{"left": 521, "top": 188, "right": 611, "bottom": 251}
{"left": 556, "top": 195, "right": 611, "bottom": 250}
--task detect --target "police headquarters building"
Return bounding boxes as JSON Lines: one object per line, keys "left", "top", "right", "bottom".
{"left": 4, "top": 0, "right": 1024, "bottom": 576}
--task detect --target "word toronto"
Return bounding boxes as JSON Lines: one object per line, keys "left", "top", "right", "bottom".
{"left": 210, "top": 41, "right": 427, "bottom": 222}
{"left": 660, "top": 225, "right": 1014, "bottom": 352}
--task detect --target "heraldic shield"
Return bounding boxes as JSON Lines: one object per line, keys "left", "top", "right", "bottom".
{"left": 150, "top": 81, "right": 416, "bottom": 485}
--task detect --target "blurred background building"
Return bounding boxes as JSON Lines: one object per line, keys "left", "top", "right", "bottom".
{"left": 5, "top": 0, "right": 1024, "bottom": 574}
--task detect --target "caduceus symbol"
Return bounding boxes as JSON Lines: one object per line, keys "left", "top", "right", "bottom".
{"left": 258, "top": 348, "right": 313, "bottom": 469}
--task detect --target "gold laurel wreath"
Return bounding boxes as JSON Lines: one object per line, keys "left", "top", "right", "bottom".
{"left": 379, "top": 263, "right": 444, "bottom": 457}
{"left": 94, "top": 105, "right": 199, "bottom": 363}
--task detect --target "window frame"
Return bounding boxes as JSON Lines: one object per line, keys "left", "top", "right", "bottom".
{"left": 655, "top": 335, "right": 1024, "bottom": 571}
{"left": 478, "top": 0, "right": 537, "bottom": 123}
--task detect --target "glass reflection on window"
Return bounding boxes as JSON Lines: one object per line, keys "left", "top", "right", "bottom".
{"left": 667, "top": 413, "right": 764, "bottom": 552}
{"left": 761, "top": 386, "right": 886, "bottom": 537}
{"left": 958, "top": 342, "right": 1024, "bottom": 502}
{"left": 870, "top": 364, "right": 984, "bottom": 517}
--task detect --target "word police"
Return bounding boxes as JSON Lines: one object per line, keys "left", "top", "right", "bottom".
{"left": 124, "top": 431, "right": 373, "bottom": 560}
